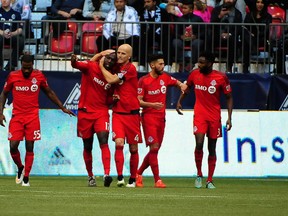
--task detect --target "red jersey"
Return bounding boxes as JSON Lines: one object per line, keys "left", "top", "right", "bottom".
{"left": 113, "top": 62, "right": 140, "bottom": 113}
{"left": 4, "top": 70, "right": 48, "bottom": 115}
{"left": 186, "top": 69, "right": 232, "bottom": 121}
{"left": 138, "top": 72, "right": 178, "bottom": 117}
{"left": 72, "top": 60, "right": 113, "bottom": 112}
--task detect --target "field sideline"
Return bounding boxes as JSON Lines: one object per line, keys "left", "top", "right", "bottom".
{"left": 0, "top": 176, "right": 287, "bottom": 216}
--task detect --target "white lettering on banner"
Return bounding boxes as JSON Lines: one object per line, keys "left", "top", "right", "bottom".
{"left": 64, "top": 83, "right": 81, "bottom": 110}
{"left": 0, "top": 110, "right": 287, "bottom": 176}
{"left": 279, "top": 94, "right": 288, "bottom": 110}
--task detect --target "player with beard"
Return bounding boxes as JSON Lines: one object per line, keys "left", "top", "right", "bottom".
{"left": 99, "top": 44, "right": 142, "bottom": 188}
{"left": 71, "top": 50, "right": 117, "bottom": 187}
{"left": 0, "top": 54, "right": 75, "bottom": 186}
{"left": 136, "top": 54, "right": 187, "bottom": 188}
{"left": 176, "top": 51, "right": 233, "bottom": 189}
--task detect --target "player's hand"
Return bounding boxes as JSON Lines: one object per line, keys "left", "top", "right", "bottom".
{"left": 0, "top": 114, "right": 6, "bottom": 127}
{"left": 176, "top": 102, "right": 183, "bottom": 115}
{"left": 226, "top": 118, "right": 232, "bottom": 131}
{"left": 62, "top": 108, "right": 76, "bottom": 117}
{"left": 113, "top": 94, "right": 120, "bottom": 102}
{"left": 100, "top": 49, "right": 115, "bottom": 56}
{"left": 152, "top": 102, "right": 164, "bottom": 110}
{"left": 71, "top": 54, "right": 78, "bottom": 63}
{"left": 180, "top": 83, "right": 188, "bottom": 93}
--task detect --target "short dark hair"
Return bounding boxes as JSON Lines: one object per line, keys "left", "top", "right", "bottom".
{"left": 148, "top": 53, "right": 164, "bottom": 63}
{"left": 199, "top": 51, "right": 215, "bottom": 63}
{"left": 21, "top": 54, "right": 34, "bottom": 63}
{"left": 182, "top": 0, "right": 194, "bottom": 6}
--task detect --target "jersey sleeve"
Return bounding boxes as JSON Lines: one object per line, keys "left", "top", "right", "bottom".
{"left": 71, "top": 60, "right": 90, "bottom": 73}
{"left": 40, "top": 72, "right": 49, "bottom": 88}
{"left": 138, "top": 76, "right": 145, "bottom": 97}
{"left": 222, "top": 74, "right": 232, "bottom": 94}
{"left": 3, "top": 74, "right": 13, "bottom": 92}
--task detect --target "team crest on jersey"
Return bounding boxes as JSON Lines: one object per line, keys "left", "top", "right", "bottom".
{"left": 31, "top": 78, "right": 38, "bottom": 92}
{"left": 160, "top": 79, "right": 165, "bottom": 86}
{"left": 138, "top": 88, "right": 143, "bottom": 94}
{"left": 208, "top": 80, "right": 216, "bottom": 94}
{"left": 161, "top": 85, "right": 166, "bottom": 94}
{"left": 148, "top": 136, "right": 154, "bottom": 143}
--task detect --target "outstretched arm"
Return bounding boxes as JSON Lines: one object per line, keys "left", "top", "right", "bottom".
{"left": 42, "top": 86, "right": 76, "bottom": 116}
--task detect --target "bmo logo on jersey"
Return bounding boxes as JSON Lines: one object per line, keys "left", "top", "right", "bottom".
{"left": 15, "top": 86, "right": 30, "bottom": 91}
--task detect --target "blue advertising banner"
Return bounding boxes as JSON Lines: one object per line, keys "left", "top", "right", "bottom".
{"left": 0, "top": 71, "right": 287, "bottom": 110}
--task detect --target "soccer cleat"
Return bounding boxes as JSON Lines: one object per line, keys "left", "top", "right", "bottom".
{"left": 88, "top": 176, "right": 96, "bottom": 187}
{"left": 154, "top": 180, "right": 166, "bottom": 188}
{"left": 126, "top": 182, "right": 136, "bottom": 188}
{"left": 206, "top": 181, "right": 216, "bottom": 189}
{"left": 117, "top": 178, "right": 125, "bottom": 187}
{"left": 103, "top": 175, "right": 113, "bottom": 187}
{"left": 22, "top": 181, "right": 30, "bottom": 187}
{"left": 136, "top": 174, "right": 143, "bottom": 188}
{"left": 195, "top": 176, "right": 203, "bottom": 189}
{"left": 15, "top": 166, "right": 24, "bottom": 184}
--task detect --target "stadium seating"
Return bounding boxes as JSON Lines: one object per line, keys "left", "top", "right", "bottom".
{"left": 48, "top": 22, "right": 77, "bottom": 56}
{"left": 80, "top": 22, "right": 103, "bottom": 56}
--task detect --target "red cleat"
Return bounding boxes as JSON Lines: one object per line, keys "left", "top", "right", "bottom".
{"left": 136, "top": 174, "right": 143, "bottom": 187}
{"left": 154, "top": 180, "right": 166, "bottom": 188}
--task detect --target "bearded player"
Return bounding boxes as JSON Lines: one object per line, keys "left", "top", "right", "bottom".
{"left": 176, "top": 51, "right": 233, "bottom": 189}
{"left": 136, "top": 53, "right": 187, "bottom": 188}
{"left": 71, "top": 50, "right": 117, "bottom": 187}
{"left": 0, "top": 54, "right": 75, "bottom": 186}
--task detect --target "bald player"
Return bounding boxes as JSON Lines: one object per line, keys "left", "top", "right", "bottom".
{"left": 99, "top": 44, "right": 142, "bottom": 188}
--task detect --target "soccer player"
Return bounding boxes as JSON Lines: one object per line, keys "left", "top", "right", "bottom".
{"left": 176, "top": 51, "right": 233, "bottom": 189}
{"left": 71, "top": 50, "right": 117, "bottom": 187}
{"left": 136, "top": 54, "right": 187, "bottom": 188}
{"left": 99, "top": 44, "right": 142, "bottom": 188}
{"left": 0, "top": 54, "right": 75, "bottom": 186}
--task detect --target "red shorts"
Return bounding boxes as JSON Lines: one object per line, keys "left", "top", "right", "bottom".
{"left": 142, "top": 114, "right": 165, "bottom": 146}
{"left": 9, "top": 114, "right": 41, "bottom": 141}
{"left": 193, "top": 116, "right": 222, "bottom": 139}
{"left": 112, "top": 113, "right": 142, "bottom": 144}
{"left": 77, "top": 110, "right": 110, "bottom": 139}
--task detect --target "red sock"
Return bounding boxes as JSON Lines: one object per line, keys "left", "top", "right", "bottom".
{"left": 130, "top": 150, "right": 139, "bottom": 179}
{"left": 83, "top": 149, "right": 93, "bottom": 177}
{"left": 137, "top": 152, "right": 150, "bottom": 175}
{"left": 115, "top": 146, "right": 124, "bottom": 176}
{"left": 207, "top": 155, "right": 217, "bottom": 182}
{"left": 10, "top": 150, "right": 23, "bottom": 168}
{"left": 149, "top": 148, "right": 160, "bottom": 182}
{"left": 194, "top": 149, "right": 203, "bottom": 177}
{"left": 24, "top": 152, "right": 34, "bottom": 177}
{"left": 100, "top": 144, "right": 111, "bottom": 175}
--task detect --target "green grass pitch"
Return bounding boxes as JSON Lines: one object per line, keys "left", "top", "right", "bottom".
{"left": 0, "top": 176, "right": 287, "bottom": 216}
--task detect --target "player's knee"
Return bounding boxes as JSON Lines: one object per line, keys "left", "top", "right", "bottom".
{"left": 149, "top": 147, "right": 159, "bottom": 154}
{"left": 97, "top": 132, "right": 109, "bottom": 144}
